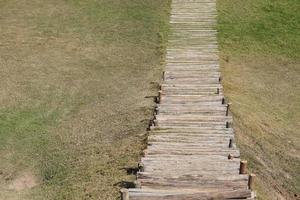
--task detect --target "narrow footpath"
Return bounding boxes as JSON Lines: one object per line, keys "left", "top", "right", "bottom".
{"left": 122, "top": 0, "right": 256, "bottom": 199}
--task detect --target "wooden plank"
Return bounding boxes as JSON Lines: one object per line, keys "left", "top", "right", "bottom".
{"left": 129, "top": 189, "right": 252, "bottom": 200}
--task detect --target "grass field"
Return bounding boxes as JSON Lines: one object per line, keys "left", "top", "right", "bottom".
{"left": 217, "top": 0, "right": 300, "bottom": 199}
{"left": 0, "top": 0, "right": 171, "bottom": 199}
{"left": 1, "top": 0, "right": 299, "bottom": 199}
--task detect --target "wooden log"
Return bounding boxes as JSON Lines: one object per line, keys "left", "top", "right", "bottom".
{"left": 146, "top": 149, "right": 240, "bottom": 156}
{"left": 138, "top": 162, "right": 144, "bottom": 172}
{"left": 142, "top": 149, "right": 148, "bottom": 157}
{"left": 222, "top": 97, "right": 225, "bottom": 104}
{"left": 248, "top": 173, "right": 256, "bottom": 190}
{"left": 142, "top": 154, "right": 238, "bottom": 161}
{"left": 154, "top": 107, "right": 159, "bottom": 115}
{"left": 128, "top": 188, "right": 252, "bottom": 200}
{"left": 138, "top": 170, "right": 239, "bottom": 177}
{"left": 158, "top": 90, "right": 162, "bottom": 103}
{"left": 239, "top": 160, "right": 248, "bottom": 174}
{"left": 226, "top": 103, "right": 230, "bottom": 116}
{"left": 226, "top": 121, "right": 230, "bottom": 128}
{"left": 155, "top": 115, "right": 232, "bottom": 121}
{"left": 138, "top": 173, "right": 249, "bottom": 181}
{"left": 134, "top": 180, "right": 141, "bottom": 189}
{"left": 120, "top": 188, "right": 129, "bottom": 200}
{"left": 138, "top": 178, "right": 248, "bottom": 190}
{"left": 155, "top": 96, "right": 159, "bottom": 104}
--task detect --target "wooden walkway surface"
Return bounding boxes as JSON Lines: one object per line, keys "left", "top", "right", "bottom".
{"left": 121, "top": 0, "right": 256, "bottom": 199}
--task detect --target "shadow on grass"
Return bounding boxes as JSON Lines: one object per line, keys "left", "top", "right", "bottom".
{"left": 119, "top": 167, "right": 139, "bottom": 176}
{"left": 114, "top": 181, "right": 135, "bottom": 189}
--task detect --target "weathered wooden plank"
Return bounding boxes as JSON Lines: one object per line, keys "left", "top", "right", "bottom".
{"left": 129, "top": 189, "right": 252, "bottom": 200}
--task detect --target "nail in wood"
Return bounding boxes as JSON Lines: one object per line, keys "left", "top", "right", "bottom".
{"left": 226, "top": 121, "right": 230, "bottom": 128}
{"left": 229, "top": 138, "right": 233, "bottom": 148}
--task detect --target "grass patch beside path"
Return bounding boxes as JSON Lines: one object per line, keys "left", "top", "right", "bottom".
{"left": 217, "top": 0, "right": 300, "bottom": 199}
{"left": 0, "top": 0, "right": 171, "bottom": 199}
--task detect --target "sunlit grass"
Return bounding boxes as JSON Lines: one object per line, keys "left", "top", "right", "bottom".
{"left": 218, "top": 0, "right": 300, "bottom": 199}
{"left": 0, "top": 0, "right": 171, "bottom": 199}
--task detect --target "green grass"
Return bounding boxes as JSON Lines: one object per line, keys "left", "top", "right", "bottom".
{"left": 218, "top": 0, "right": 300, "bottom": 58}
{"left": 2, "top": 0, "right": 299, "bottom": 199}
{"left": 217, "top": 0, "right": 300, "bottom": 199}
{"left": 0, "top": 0, "right": 171, "bottom": 199}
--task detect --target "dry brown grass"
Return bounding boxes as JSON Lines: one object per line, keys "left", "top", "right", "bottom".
{"left": 218, "top": 0, "right": 300, "bottom": 198}
{"left": 0, "top": 0, "right": 171, "bottom": 199}
{"left": 221, "top": 56, "right": 300, "bottom": 199}
{"left": 218, "top": 0, "right": 300, "bottom": 199}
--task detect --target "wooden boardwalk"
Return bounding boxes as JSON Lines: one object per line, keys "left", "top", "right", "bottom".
{"left": 121, "top": 0, "right": 256, "bottom": 199}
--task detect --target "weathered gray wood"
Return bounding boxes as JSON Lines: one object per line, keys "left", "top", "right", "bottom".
{"left": 121, "top": 189, "right": 129, "bottom": 200}
{"left": 240, "top": 160, "right": 248, "bottom": 174}
{"left": 248, "top": 174, "right": 256, "bottom": 190}
{"left": 129, "top": 189, "right": 252, "bottom": 200}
